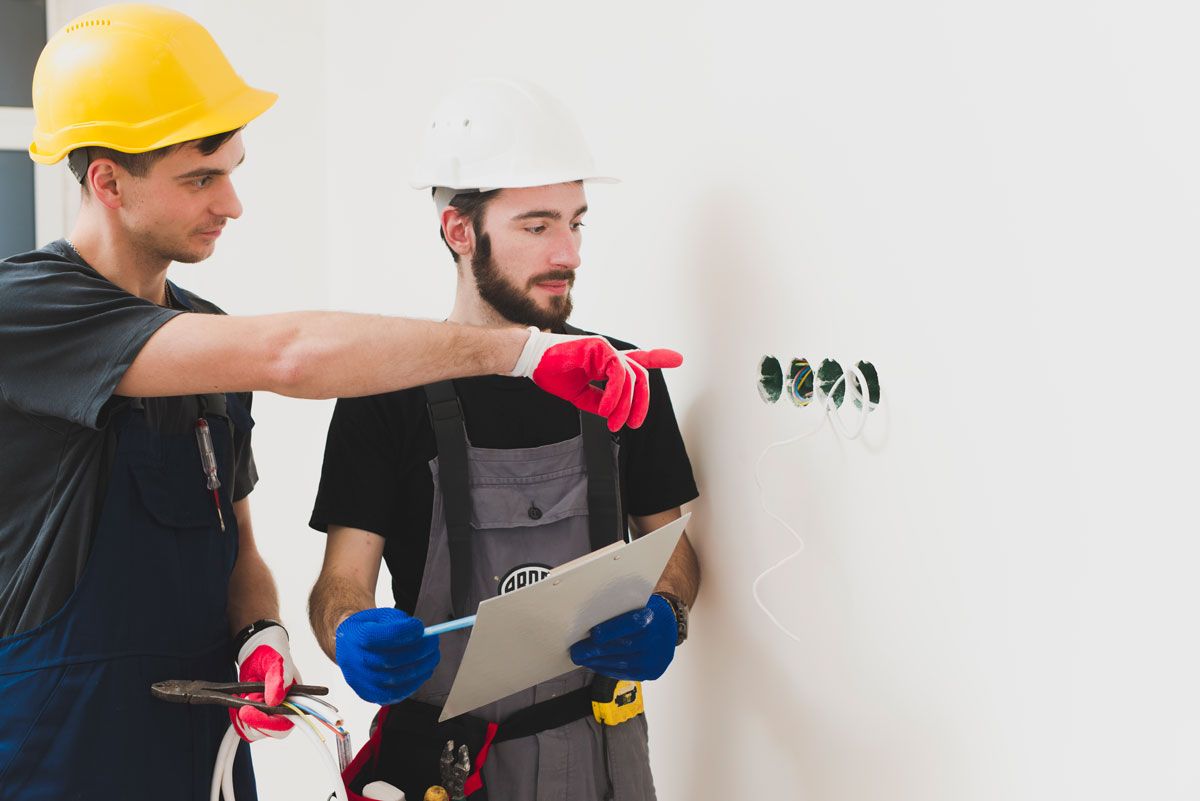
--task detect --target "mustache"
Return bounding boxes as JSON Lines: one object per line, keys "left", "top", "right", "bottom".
{"left": 526, "top": 271, "right": 575, "bottom": 289}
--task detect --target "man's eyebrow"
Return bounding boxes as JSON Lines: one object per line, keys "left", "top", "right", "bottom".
{"left": 512, "top": 209, "right": 561, "bottom": 221}
{"left": 511, "top": 205, "right": 589, "bottom": 222}
{"left": 175, "top": 153, "right": 246, "bottom": 180}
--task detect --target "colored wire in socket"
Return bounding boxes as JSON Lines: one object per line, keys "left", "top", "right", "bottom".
{"left": 787, "top": 358, "right": 814, "bottom": 406}
{"left": 757, "top": 354, "right": 882, "bottom": 427}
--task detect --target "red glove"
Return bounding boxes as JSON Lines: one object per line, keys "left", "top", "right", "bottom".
{"left": 510, "top": 328, "right": 683, "bottom": 431}
{"left": 230, "top": 624, "right": 299, "bottom": 742}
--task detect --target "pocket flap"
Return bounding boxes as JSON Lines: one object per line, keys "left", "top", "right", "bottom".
{"left": 131, "top": 464, "right": 219, "bottom": 530}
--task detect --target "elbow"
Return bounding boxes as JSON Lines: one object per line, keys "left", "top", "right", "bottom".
{"left": 307, "top": 581, "right": 326, "bottom": 639}
{"left": 269, "top": 350, "right": 309, "bottom": 398}
{"left": 265, "top": 323, "right": 334, "bottom": 399}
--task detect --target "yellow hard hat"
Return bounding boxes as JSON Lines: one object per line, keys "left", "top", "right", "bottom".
{"left": 29, "top": 3, "right": 277, "bottom": 165}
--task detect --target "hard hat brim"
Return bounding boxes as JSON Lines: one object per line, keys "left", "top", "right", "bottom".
{"left": 410, "top": 175, "right": 621, "bottom": 191}
{"left": 29, "top": 85, "right": 278, "bottom": 165}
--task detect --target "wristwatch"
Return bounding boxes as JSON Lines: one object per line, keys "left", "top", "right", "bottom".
{"left": 654, "top": 592, "right": 689, "bottom": 646}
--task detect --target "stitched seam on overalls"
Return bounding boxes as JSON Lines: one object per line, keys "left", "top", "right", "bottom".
{"left": 0, "top": 640, "right": 232, "bottom": 677}
{"left": 468, "top": 466, "right": 587, "bottom": 486}
{"left": 0, "top": 660, "right": 69, "bottom": 787}
{"left": 472, "top": 505, "right": 591, "bottom": 530}
{"left": 464, "top": 437, "right": 586, "bottom": 462}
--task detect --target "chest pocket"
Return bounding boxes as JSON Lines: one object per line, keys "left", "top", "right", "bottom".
{"left": 127, "top": 412, "right": 233, "bottom": 532}
{"left": 465, "top": 462, "right": 591, "bottom": 530}
{"left": 131, "top": 462, "right": 219, "bottom": 530}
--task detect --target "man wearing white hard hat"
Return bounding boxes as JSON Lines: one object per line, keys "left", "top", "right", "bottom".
{"left": 0, "top": 7, "right": 680, "bottom": 798}
{"left": 308, "top": 78, "right": 701, "bottom": 800}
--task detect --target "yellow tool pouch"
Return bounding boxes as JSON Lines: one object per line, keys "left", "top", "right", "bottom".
{"left": 590, "top": 678, "right": 645, "bottom": 726}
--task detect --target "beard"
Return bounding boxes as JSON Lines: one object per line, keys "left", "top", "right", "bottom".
{"left": 129, "top": 226, "right": 212, "bottom": 265}
{"left": 471, "top": 233, "right": 574, "bottom": 330}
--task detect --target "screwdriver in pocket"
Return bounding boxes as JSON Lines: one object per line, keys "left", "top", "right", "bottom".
{"left": 195, "top": 419, "right": 226, "bottom": 532}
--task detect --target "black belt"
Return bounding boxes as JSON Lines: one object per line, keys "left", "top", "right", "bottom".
{"left": 385, "top": 684, "right": 593, "bottom": 746}
{"left": 365, "top": 686, "right": 601, "bottom": 800}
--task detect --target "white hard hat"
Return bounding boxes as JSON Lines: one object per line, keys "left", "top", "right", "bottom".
{"left": 411, "top": 77, "right": 617, "bottom": 211}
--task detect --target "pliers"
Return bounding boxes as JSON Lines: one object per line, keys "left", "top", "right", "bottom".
{"left": 151, "top": 679, "right": 329, "bottom": 715}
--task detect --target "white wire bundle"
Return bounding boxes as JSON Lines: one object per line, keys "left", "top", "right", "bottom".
{"left": 752, "top": 365, "right": 874, "bottom": 642}
{"left": 210, "top": 717, "right": 348, "bottom": 801}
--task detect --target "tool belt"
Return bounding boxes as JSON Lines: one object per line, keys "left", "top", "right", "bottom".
{"left": 344, "top": 676, "right": 643, "bottom": 800}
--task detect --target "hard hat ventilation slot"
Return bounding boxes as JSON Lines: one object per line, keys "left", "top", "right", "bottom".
{"left": 66, "top": 19, "right": 111, "bottom": 33}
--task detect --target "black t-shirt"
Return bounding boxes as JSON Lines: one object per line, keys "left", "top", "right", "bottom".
{"left": 0, "top": 241, "right": 258, "bottom": 636}
{"left": 309, "top": 332, "right": 699, "bottom": 614}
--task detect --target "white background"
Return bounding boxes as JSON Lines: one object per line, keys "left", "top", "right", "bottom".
{"left": 41, "top": 1, "right": 1200, "bottom": 799}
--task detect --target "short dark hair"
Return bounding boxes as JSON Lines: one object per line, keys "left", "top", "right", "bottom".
{"left": 437, "top": 189, "right": 501, "bottom": 261}
{"left": 70, "top": 127, "right": 244, "bottom": 192}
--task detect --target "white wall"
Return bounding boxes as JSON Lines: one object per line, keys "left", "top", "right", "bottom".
{"left": 43, "top": 1, "right": 1200, "bottom": 799}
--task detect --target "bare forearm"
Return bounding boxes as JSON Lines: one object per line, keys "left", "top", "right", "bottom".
{"left": 273, "top": 314, "right": 528, "bottom": 399}
{"left": 632, "top": 509, "right": 701, "bottom": 607}
{"left": 119, "top": 311, "right": 530, "bottom": 399}
{"left": 227, "top": 547, "right": 281, "bottom": 635}
{"left": 309, "top": 573, "right": 375, "bottom": 662}
{"left": 655, "top": 532, "right": 701, "bottom": 608}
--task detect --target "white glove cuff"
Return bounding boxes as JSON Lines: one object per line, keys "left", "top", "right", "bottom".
{"left": 508, "top": 326, "right": 545, "bottom": 378}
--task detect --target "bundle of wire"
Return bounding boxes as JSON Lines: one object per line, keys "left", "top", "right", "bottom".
{"left": 753, "top": 364, "right": 875, "bottom": 642}
{"left": 211, "top": 690, "right": 352, "bottom": 801}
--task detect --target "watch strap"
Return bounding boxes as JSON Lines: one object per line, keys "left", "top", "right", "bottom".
{"left": 654, "top": 592, "right": 689, "bottom": 646}
{"left": 233, "top": 618, "right": 284, "bottom": 658}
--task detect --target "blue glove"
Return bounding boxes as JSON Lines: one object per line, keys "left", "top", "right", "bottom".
{"left": 569, "top": 594, "right": 677, "bottom": 681}
{"left": 335, "top": 607, "right": 440, "bottom": 705}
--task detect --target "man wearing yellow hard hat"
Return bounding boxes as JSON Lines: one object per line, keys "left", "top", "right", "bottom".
{"left": 0, "top": 5, "right": 681, "bottom": 798}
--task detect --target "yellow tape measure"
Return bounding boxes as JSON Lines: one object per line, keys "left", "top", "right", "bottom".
{"left": 591, "top": 679, "right": 644, "bottom": 726}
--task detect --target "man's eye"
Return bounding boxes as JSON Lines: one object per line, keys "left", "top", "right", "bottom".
{"left": 527, "top": 225, "right": 546, "bottom": 234}
{"left": 194, "top": 177, "right": 212, "bottom": 189}
{"left": 571, "top": 222, "right": 586, "bottom": 231}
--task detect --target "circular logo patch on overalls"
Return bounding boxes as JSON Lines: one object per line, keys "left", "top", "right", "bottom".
{"left": 499, "top": 563, "right": 551, "bottom": 595}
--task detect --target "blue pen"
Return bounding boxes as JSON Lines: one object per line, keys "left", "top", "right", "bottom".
{"left": 423, "top": 615, "right": 477, "bottom": 638}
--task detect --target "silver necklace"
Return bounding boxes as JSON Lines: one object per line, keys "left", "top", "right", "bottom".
{"left": 64, "top": 239, "right": 174, "bottom": 308}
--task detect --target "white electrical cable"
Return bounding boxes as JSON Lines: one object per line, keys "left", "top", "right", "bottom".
{"left": 752, "top": 417, "right": 828, "bottom": 643}
{"left": 210, "top": 717, "right": 348, "bottom": 801}
{"left": 752, "top": 368, "right": 874, "bottom": 641}
{"left": 825, "top": 364, "right": 872, "bottom": 440}
{"left": 210, "top": 726, "right": 240, "bottom": 801}
{"left": 294, "top": 717, "right": 348, "bottom": 801}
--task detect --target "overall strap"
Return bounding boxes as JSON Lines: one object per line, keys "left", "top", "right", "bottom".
{"left": 425, "top": 381, "right": 474, "bottom": 617}
{"left": 197, "top": 392, "right": 228, "bottom": 419}
{"left": 562, "top": 323, "right": 625, "bottom": 548}
{"left": 580, "top": 412, "right": 623, "bottom": 549}
{"left": 198, "top": 393, "right": 239, "bottom": 466}
{"left": 425, "top": 368, "right": 626, "bottom": 616}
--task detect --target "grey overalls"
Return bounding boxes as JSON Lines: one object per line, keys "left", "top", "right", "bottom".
{"left": 342, "top": 377, "right": 657, "bottom": 801}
